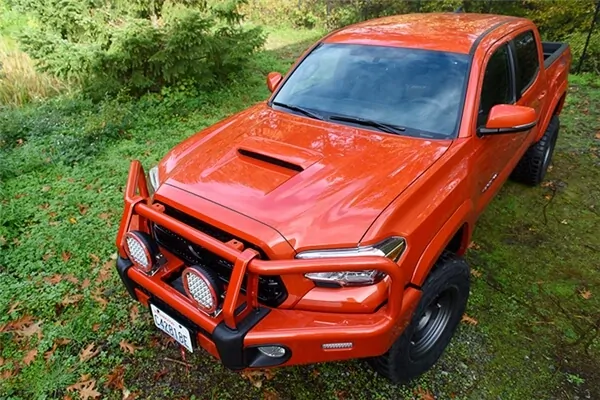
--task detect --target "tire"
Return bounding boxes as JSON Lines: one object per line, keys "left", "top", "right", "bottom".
{"left": 511, "top": 116, "right": 559, "bottom": 186}
{"left": 370, "top": 252, "right": 470, "bottom": 383}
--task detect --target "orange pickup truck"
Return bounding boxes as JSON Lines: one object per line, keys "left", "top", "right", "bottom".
{"left": 115, "top": 13, "right": 571, "bottom": 382}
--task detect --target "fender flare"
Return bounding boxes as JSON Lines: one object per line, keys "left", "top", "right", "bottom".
{"left": 410, "top": 200, "right": 474, "bottom": 286}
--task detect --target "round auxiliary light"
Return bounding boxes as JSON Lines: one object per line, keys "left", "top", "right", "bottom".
{"left": 183, "top": 266, "right": 223, "bottom": 315}
{"left": 124, "top": 231, "right": 158, "bottom": 273}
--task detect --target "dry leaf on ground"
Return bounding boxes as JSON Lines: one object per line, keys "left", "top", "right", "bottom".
{"left": 580, "top": 289, "right": 592, "bottom": 300}
{"left": 470, "top": 268, "right": 482, "bottom": 278}
{"left": 461, "top": 314, "right": 478, "bottom": 326}
{"left": 105, "top": 365, "right": 125, "bottom": 390}
{"left": 129, "top": 305, "right": 139, "bottom": 323}
{"left": 61, "top": 294, "right": 84, "bottom": 306}
{"left": 79, "top": 343, "right": 100, "bottom": 363}
{"left": 119, "top": 340, "right": 140, "bottom": 355}
{"left": 23, "top": 349, "right": 38, "bottom": 366}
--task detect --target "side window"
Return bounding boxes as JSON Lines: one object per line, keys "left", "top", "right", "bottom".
{"left": 514, "top": 31, "right": 540, "bottom": 94}
{"left": 478, "top": 44, "right": 513, "bottom": 126}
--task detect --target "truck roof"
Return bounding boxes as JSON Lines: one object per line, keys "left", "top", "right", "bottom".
{"left": 324, "top": 13, "right": 521, "bottom": 54}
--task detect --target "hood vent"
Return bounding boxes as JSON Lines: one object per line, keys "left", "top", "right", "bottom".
{"left": 238, "top": 148, "right": 304, "bottom": 172}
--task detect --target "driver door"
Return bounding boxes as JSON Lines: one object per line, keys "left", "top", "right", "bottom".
{"left": 473, "top": 42, "right": 525, "bottom": 214}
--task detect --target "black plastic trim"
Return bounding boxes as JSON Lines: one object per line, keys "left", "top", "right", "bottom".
{"left": 477, "top": 121, "right": 536, "bottom": 136}
{"left": 213, "top": 307, "right": 270, "bottom": 370}
{"left": 542, "top": 42, "right": 569, "bottom": 70}
{"left": 246, "top": 345, "right": 292, "bottom": 368}
{"left": 116, "top": 256, "right": 138, "bottom": 300}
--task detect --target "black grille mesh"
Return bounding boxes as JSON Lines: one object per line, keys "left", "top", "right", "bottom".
{"left": 153, "top": 204, "right": 287, "bottom": 307}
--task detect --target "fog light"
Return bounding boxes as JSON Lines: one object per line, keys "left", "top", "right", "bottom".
{"left": 257, "top": 346, "right": 286, "bottom": 358}
{"left": 124, "top": 231, "right": 160, "bottom": 274}
{"left": 183, "top": 266, "right": 222, "bottom": 315}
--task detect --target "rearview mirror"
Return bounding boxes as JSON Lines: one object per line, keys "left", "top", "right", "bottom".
{"left": 267, "top": 72, "right": 283, "bottom": 93}
{"left": 478, "top": 104, "right": 537, "bottom": 135}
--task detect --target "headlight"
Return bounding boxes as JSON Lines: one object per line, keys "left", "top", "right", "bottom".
{"left": 296, "top": 237, "right": 406, "bottom": 287}
{"left": 147, "top": 166, "right": 160, "bottom": 195}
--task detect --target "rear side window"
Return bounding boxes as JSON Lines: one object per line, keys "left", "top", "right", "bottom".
{"left": 478, "top": 44, "right": 513, "bottom": 126}
{"left": 514, "top": 31, "right": 539, "bottom": 94}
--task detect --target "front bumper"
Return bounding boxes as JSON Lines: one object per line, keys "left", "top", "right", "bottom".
{"left": 115, "top": 161, "right": 422, "bottom": 369}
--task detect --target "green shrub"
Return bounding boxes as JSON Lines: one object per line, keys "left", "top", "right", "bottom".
{"left": 12, "top": 0, "right": 265, "bottom": 98}
{"left": 568, "top": 32, "right": 600, "bottom": 74}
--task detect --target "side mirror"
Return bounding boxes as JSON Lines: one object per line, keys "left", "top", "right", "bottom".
{"left": 478, "top": 104, "right": 537, "bottom": 135}
{"left": 266, "top": 72, "right": 283, "bottom": 93}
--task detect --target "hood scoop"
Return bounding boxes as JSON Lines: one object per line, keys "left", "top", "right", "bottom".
{"left": 238, "top": 148, "right": 304, "bottom": 172}
{"left": 236, "top": 137, "right": 323, "bottom": 173}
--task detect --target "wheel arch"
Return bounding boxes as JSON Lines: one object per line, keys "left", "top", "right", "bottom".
{"left": 410, "top": 201, "right": 473, "bottom": 286}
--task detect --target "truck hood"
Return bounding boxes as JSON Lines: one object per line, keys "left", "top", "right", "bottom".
{"left": 157, "top": 104, "right": 451, "bottom": 251}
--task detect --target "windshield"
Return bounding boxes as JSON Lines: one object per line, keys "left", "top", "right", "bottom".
{"left": 272, "top": 43, "right": 470, "bottom": 138}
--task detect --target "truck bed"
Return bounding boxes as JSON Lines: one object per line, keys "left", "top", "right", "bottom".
{"left": 542, "top": 42, "right": 570, "bottom": 69}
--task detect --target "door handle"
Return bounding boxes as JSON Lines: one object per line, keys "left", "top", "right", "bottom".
{"left": 537, "top": 91, "right": 547, "bottom": 100}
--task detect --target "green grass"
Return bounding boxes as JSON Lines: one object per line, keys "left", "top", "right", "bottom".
{"left": 1, "top": 27, "right": 599, "bottom": 399}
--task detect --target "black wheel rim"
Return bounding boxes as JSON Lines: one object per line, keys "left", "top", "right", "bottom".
{"left": 409, "top": 286, "right": 458, "bottom": 360}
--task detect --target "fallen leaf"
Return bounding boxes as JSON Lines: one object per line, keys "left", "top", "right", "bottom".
{"left": 595, "top": 132, "right": 600, "bottom": 140}
{"left": 61, "top": 294, "right": 84, "bottom": 306}
{"left": 78, "top": 204, "right": 89, "bottom": 215}
{"left": 62, "top": 252, "right": 72, "bottom": 262}
{"left": 79, "top": 343, "right": 100, "bottom": 363}
{"left": 122, "top": 388, "right": 139, "bottom": 400}
{"left": 0, "top": 315, "right": 34, "bottom": 332}
{"left": 92, "top": 323, "right": 101, "bottom": 332}
{"left": 65, "top": 275, "right": 79, "bottom": 284}
{"left": 8, "top": 301, "right": 22, "bottom": 314}
{"left": 541, "top": 181, "right": 555, "bottom": 188}
{"left": 263, "top": 388, "right": 280, "bottom": 400}
{"left": 45, "top": 274, "right": 63, "bottom": 284}
{"left": 461, "top": 314, "right": 478, "bottom": 326}
{"left": 580, "top": 289, "right": 592, "bottom": 300}
{"left": 560, "top": 219, "right": 568, "bottom": 225}
{"left": 0, "top": 356, "right": 4, "bottom": 366}
{"left": 129, "top": 305, "right": 139, "bottom": 323}
{"left": 241, "top": 369, "right": 275, "bottom": 389}
{"left": 1, "top": 369, "right": 16, "bottom": 379}
{"left": 45, "top": 343, "right": 58, "bottom": 361}
{"left": 17, "top": 320, "right": 43, "bottom": 339}
{"left": 97, "top": 260, "right": 113, "bottom": 284}
{"left": 69, "top": 217, "right": 77, "bottom": 224}
{"left": 544, "top": 194, "right": 552, "bottom": 200}
{"left": 39, "top": 203, "right": 50, "bottom": 210}
{"left": 311, "top": 369, "right": 320, "bottom": 378}
{"left": 119, "top": 340, "right": 140, "bottom": 355}
{"left": 105, "top": 365, "right": 125, "bottom": 390}
{"left": 81, "top": 279, "right": 91, "bottom": 289}
{"left": 92, "top": 289, "right": 108, "bottom": 308}
{"left": 89, "top": 254, "right": 100, "bottom": 264}
{"left": 467, "top": 241, "right": 481, "bottom": 250}
{"left": 67, "top": 376, "right": 101, "bottom": 400}
{"left": 152, "top": 368, "right": 168, "bottom": 381}
{"left": 470, "top": 268, "right": 482, "bottom": 278}
{"left": 414, "top": 386, "right": 435, "bottom": 400}
{"left": 0, "top": 236, "right": 6, "bottom": 246}
{"left": 42, "top": 252, "right": 53, "bottom": 262}
{"left": 99, "top": 213, "right": 111, "bottom": 220}
{"left": 42, "top": 185, "right": 51, "bottom": 192}
{"left": 23, "top": 349, "right": 38, "bottom": 366}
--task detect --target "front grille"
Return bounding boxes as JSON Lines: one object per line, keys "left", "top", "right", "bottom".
{"left": 153, "top": 205, "right": 287, "bottom": 307}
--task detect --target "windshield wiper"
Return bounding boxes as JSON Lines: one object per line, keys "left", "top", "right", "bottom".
{"left": 272, "top": 102, "right": 324, "bottom": 121}
{"left": 329, "top": 115, "right": 406, "bottom": 135}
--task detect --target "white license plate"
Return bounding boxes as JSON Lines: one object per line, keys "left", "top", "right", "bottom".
{"left": 150, "top": 304, "right": 193, "bottom": 352}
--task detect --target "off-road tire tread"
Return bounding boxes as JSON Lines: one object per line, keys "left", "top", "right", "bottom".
{"left": 370, "top": 251, "right": 470, "bottom": 383}
{"left": 511, "top": 116, "right": 559, "bottom": 186}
